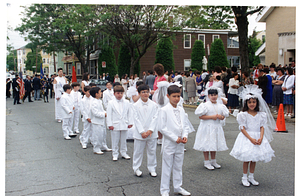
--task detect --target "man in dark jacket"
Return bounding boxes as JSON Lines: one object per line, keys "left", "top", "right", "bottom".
{"left": 23, "top": 75, "right": 33, "bottom": 102}
{"left": 32, "top": 74, "right": 41, "bottom": 100}
{"left": 12, "top": 75, "right": 21, "bottom": 105}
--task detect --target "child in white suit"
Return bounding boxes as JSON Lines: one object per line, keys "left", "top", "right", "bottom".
{"left": 70, "top": 82, "right": 82, "bottom": 134}
{"left": 132, "top": 84, "right": 159, "bottom": 177}
{"left": 107, "top": 85, "right": 133, "bottom": 161}
{"left": 90, "top": 87, "right": 109, "bottom": 155}
{"left": 79, "top": 86, "right": 92, "bottom": 149}
{"left": 102, "top": 81, "right": 114, "bottom": 110}
{"left": 159, "top": 85, "right": 192, "bottom": 196}
{"left": 60, "top": 84, "right": 75, "bottom": 140}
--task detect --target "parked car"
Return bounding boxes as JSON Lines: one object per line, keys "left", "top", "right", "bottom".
{"left": 90, "top": 79, "right": 108, "bottom": 91}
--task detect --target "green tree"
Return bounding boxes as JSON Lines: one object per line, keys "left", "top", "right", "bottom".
{"left": 155, "top": 37, "right": 175, "bottom": 72}
{"left": 6, "top": 50, "right": 17, "bottom": 71}
{"left": 25, "top": 51, "right": 42, "bottom": 72}
{"left": 118, "top": 44, "right": 140, "bottom": 78}
{"left": 98, "top": 45, "right": 117, "bottom": 82}
{"left": 16, "top": 4, "right": 103, "bottom": 72}
{"left": 248, "top": 36, "right": 262, "bottom": 68}
{"left": 208, "top": 39, "right": 229, "bottom": 71}
{"left": 98, "top": 5, "right": 179, "bottom": 76}
{"left": 191, "top": 40, "right": 205, "bottom": 72}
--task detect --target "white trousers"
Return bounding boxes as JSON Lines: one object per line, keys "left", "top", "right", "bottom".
{"left": 55, "top": 98, "right": 63, "bottom": 120}
{"left": 160, "top": 143, "right": 184, "bottom": 194}
{"left": 91, "top": 124, "right": 104, "bottom": 152}
{"left": 102, "top": 121, "right": 108, "bottom": 148}
{"left": 79, "top": 121, "right": 91, "bottom": 146}
{"left": 133, "top": 138, "right": 157, "bottom": 173}
{"left": 111, "top": 130, "right": 128, "bottom": 158}
{"left": 70, "top": 108, "right": 80, "bottom": 133}
{"left": 62, "top": 118, "right": 72, "bottom": 138}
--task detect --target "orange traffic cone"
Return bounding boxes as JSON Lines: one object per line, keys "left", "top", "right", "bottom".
{"left": 275, "top": 104, "right": 288, "bottom": 133}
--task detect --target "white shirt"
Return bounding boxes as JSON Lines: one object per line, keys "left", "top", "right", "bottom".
{"left": 228, "top": 78, "right": 239, "bottom": 95}
{"left": 282, "top": 75, "right": 295, "bottom": 95}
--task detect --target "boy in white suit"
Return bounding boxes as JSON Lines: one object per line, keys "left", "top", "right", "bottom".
{"left": 107, "top": 85, "right": 133, "bottom": 161}
{"left": 60, "top": 84, "right": 75, "bottom": 140}
{"left": 159, "top": 85, "right": 192, "bottom": 196}
{"left": 132, "top": 84, "right": 159, "bottom": 177}
{"left": 102, "top": 81, "right": 114, "bottom": 110}
{"left": 79, "top": 86, "right": 92, "bottom": 149}
{"left": 70, "top": 82, "right": 82, "bottom": 134}
{"left": 90, "top": 87, "right": 109, "bottom": 155}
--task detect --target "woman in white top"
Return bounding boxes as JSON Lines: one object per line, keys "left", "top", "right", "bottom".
{"left": 227, "top": 73, "right": 240, "bottom": 114}
{"left": 282, "top": 67, "right": 295, "bottom": 117}
{"left": 128, "top": 75, "right": 135, "bottom": 87}
{"left": 114, "top": 74, "right": 121, "bottom": 83}
{"left": 81, "top": 72, "right": 90, "bottom": 95}
{"left": 121, "top": 74, "right": 129, "bottom": 96}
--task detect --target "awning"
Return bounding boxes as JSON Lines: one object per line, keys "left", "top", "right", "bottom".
{"left": 255, "top": 42, "right": 266, "bottom": 56}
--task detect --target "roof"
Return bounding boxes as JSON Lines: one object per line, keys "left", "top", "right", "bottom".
{"left": 256, "top": 6, "right": 275, "bottom": 22}
{"left": 255, "top": 42, "right": 266, "bottom": 56}
{"left": 174, "top": 28, "right": 238, "bottom": 35}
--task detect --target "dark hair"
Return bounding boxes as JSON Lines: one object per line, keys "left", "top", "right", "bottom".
{"left": 196, "top": 71, "right": 201, "bottom": 75}
{"left": 71, "top": 82, "right": 80, "bottom": 87}
{"left": 89, "top": 83, "right": 96, "bottom": 87}
{"left": 84, "top": 86, "right": 91, "bottom": 92}
{"left": 259, "top": 69, "right": 264, "bottom": 73}
{"left": 231, "top": 66, "right": 237, "bottom": 72}
{"left": 287, "top": 67, "right": 293, "bottom": 75}
{"left": 106, "top": 81, "right": 112, "bottom": 86}
{"left": 216, "top": 75, "right": 221, "bottom": 80}
{"left": 277, "top": 68, "right": 284, "bottom": 75}
{"left": 208, "top": 89, "right": 218, "bottom": 95}
{"left": 113, "top": 82, "right": 121, "bottom": 87}
{"left": 136, "top": 81, "right": 144, "bottom": 88}
{"left": 114, "top": 85, "right": 124, "bottom": 92}
{"left": 221, "top": 66, "right": 227, "bottom": 72}
{"left": 226, "top": 68, "right": 231, "bottom": 75}
{"left": 57, "top": 68, "right": 63, "bottom": 72}
{"left": 242, "top": 71, "right": 249, "bottom": 78}
{"left": 153, "top": 63, "right": 164, "bottom": 76}
{"left": 263, "top": 68, "right": 269, "bottom": 73}
{"left": 270, "top": 63, "right": 276, "bottom": 68}
{"left": 242, "top": 96, "right": 260, "bottom": 112}
{"left": 167, "top": 85, "right": 181, "bottom": 95}
{"left": 137, "top": 84, "right": 150, "bottom": 93}
{"left": 149, "top": 70, "right": 153, "bottom": 75}
{"left": 214, "top": 66, "right": 221, "bottom": 73}
{"left": 90, "top": 87, "right": 101, "bottom": 98}
{"left": 63, "top": 84, "right": 72, "bottom": 92}
{"left": 232, "top": 73, "right": 238, "bottom": 78}
{"left": 82, "top": 72, "right": 89, "bottom": 81}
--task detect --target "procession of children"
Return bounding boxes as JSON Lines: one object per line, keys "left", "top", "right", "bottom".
{"left": 59, "top": 64, "right": 275, "bottom": 196}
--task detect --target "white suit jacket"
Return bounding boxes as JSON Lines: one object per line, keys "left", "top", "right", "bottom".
{"left": 70, "top": 90, "right": 82, "bottom": 110}
{"left": 132, "top": 99, "right": 159, "bottom": 140}
{"left": 60, "top": 93, "right": 74, "bottom": 119}
{"left": 102, "top": 89, "right": 114, "bottom": 110}
{"left": 90, "top": 98, "right": 106, "bottom": 125}
{"left": 159, "top": 103, "right": 191, "bottom": 143}
{"left": 80, "top": 95, "right": 92, "bottom": 122}
{"left": 106, "top": 97, "right": 133, "bottom": 130}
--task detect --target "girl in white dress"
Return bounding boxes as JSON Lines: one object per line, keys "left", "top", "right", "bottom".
{"left": 193, "top": 87, "right": 229, "bottom": 170}
{"left": 230, "top": 85, "right": 275, "bottom": 187}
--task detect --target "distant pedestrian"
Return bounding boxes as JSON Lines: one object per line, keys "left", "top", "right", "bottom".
{"left": 282, "top": 67, "right": 295, "bottom": 117}
{"left": 33, "top": 74, "right": 41, "bottom": 101}
{"left": 272, "top": 68, "right": 285, "bottom": 114}
{"left": 12, "top": 75, "right": 21, "bottom": 105}
{"left": 23, "top": 75, "right": 33, "bottom": 102}
{"left": 145, "top": 70, "right": 156, "bottom": 90}
{"left": 185, "top": 73, "right": 197, "bottom": 104}
{"left": 6, "top": 78, "right": 12, "bottom": 98}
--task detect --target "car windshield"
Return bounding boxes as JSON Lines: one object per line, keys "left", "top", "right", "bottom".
{"left": 91, "top": 79, "right": 107, "bottom": 85}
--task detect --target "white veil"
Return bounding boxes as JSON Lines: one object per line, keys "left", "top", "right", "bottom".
{"left": 238, "top": 85, "right": 275, "bottom": 142}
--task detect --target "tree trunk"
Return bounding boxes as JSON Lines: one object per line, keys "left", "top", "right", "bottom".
{"left": 236, "top": 14, "right": 250, "bottom": 73}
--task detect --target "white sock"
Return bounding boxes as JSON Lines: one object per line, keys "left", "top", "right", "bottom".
{"left": 204, "top": 160, "right": 210, "bottom": 165}
{"left": 211, "top": 159, "right": 216, "bottom": 164}
{"left": 243, "top": 173, "right": 248, "bottom": 178}
{"left": 249, "top": 173, "right": 254, "bottom": 178}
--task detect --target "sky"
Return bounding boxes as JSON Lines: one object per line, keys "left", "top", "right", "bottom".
{"left": 4, "top": 2, "right": 267, "bottom": 51}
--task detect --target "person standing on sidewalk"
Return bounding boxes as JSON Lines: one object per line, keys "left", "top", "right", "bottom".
{"left": 53, "top": 68, "right": 67, "bottom": 123}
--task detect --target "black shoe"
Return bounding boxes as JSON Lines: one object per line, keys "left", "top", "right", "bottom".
{"left": 29, "top": 100, "right": 33, "bottom": 102}
{"left": 291, "top": 115, "right": 295, "bottom": 118}
{"left": 17, "top": 102, "right": 21, "bottom": 104}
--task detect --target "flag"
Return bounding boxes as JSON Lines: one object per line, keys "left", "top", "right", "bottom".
{"left": 72, "top": 65, "right": 77, "bottom": 83}
{"left": 40, "top": 63, "right": 44, "bottom": 78}
{"left": 17, "top": 71, "right": 25, "bottom": 100}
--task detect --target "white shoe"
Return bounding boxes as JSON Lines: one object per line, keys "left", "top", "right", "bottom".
{"left": 57, "top": 119, "right": 62, "bottom": 123}
{"left": 101, "top": 146, "right": 112, "bottom": 152}
{"left": 274, "top": 110, "right": 278, "bottom": 114}
{"left": 161, "top": 192, "right": 169, "bottom": 196}
{"left": 242, "top": 177, "right": 250, "bottom": 187}
{"left": 211, "top": 160, "right": 221, "bottom": 169}
{"left": 204, "top": 163, "right": 214, "bottom": 170}
{"left": 157, "top": 139, "right": 162, "bottom": 145}
{"left": 112, "top": 157, "right": 118, "bottom": 161}
{"left": 75, "top": 130, "right": 80, "bottom": 134}
{"left": 122, "top": 154, "right": 131, "bottom": 160}
{"left": 82, "top": 145, "right": 87, "bottom": 149}
{"left": 149, "top": 171, "right": 157, "bottom": 177}
{"left": 184, "top": 148, "right": 187, "bottom": 152}
{"left": 135, "top": 169, "right": 142, "bottom": 177}
{"left": 94, "top": 151, "right": 104, "bottom": 155}
{"left": 64, "top": 136, "right": 71, "bottom": 140}
{"left": 248, "top": 177, "right": 259, "bottom": 186}
{"left": 174, "top": 188, "right": 191, "bottom": 195}
{"left": 288, "top": 113, "right": 292, "bottom": 117}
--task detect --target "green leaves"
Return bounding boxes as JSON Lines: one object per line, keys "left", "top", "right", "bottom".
{"left": 191, "top": 40, "right": 205, "bottom": 72}
{"left": 155, "top": 37, "right": 175, "bottom": 72}
{"left": 208, "top": 39, "right": 229, "bottom": 70}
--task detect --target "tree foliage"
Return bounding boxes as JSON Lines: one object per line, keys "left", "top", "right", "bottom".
{"left": 98, "top": 45, "right": 118, "bottom": 81}
{"left": 117, "top": 44, "right": 140, "bottom": 78}
{"left": 98, "top": 5, "right": 178, "bottom": 76}
{"left": 16, "top": 4, "right": 103, "bottom": 72}
{"left": 155, "top": 37, "right": 175, "bottom": 72}
{"left": 191, "top": 40, "right": 205, "bottom": 72}
{"left": 248, "top": 34, "right": 263, "bottom": 67}
{"left": 25, "top": 51, "right": 42, "bottom": 72}
{"left": 6, "top": 50, "right": 17, "bottom": 71}
{"left": 208, "top": 39, "right": 229, "bottom": 70}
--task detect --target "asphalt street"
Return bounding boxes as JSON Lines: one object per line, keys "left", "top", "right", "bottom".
{"left": 6, "top": 98, "right": 295, "bottom": 196}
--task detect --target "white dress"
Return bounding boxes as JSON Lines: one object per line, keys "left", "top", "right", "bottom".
{"left": 193, "top": 101, "right": 229, "bottom": 151}
{"left": 230, "top": 112, "right": 275, "bottom": 163}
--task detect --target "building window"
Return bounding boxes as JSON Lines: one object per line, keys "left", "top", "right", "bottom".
{"left": 184, "top": 59, "right": 191, "bottom": 71}
{"left": 68, "top": 64, "right": 72, "bottom": 75}
{"left": 184, "top": 34, "right": 191, "bottom": 49}
{"left": 44, "top": 67, "right": 48, "bottom": 74}
{"left": 43, "top": 58, "right": 45, "bottom": 63}
{"left": 47, "top": 58, "right": 49, "bottom": 63}
{"left": 212, "top": 35, "right": 219, "bottom": 42}
{"left": 90, "top": 61, "right": 96, "bottom": 75}
{"left": 19, "top": 59, "right": 21, "bottom": 63}
{"left": 23, "top": 49, "right": 25, "bottom": 55}
{"left": 198, "top": 34, "right": 205, "bottom": 47}
{"left": 76, "top": 63, "right": 81, "bottom": 75}
{"left": 19, "top": 50, "right": 21, "bottom": 55}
